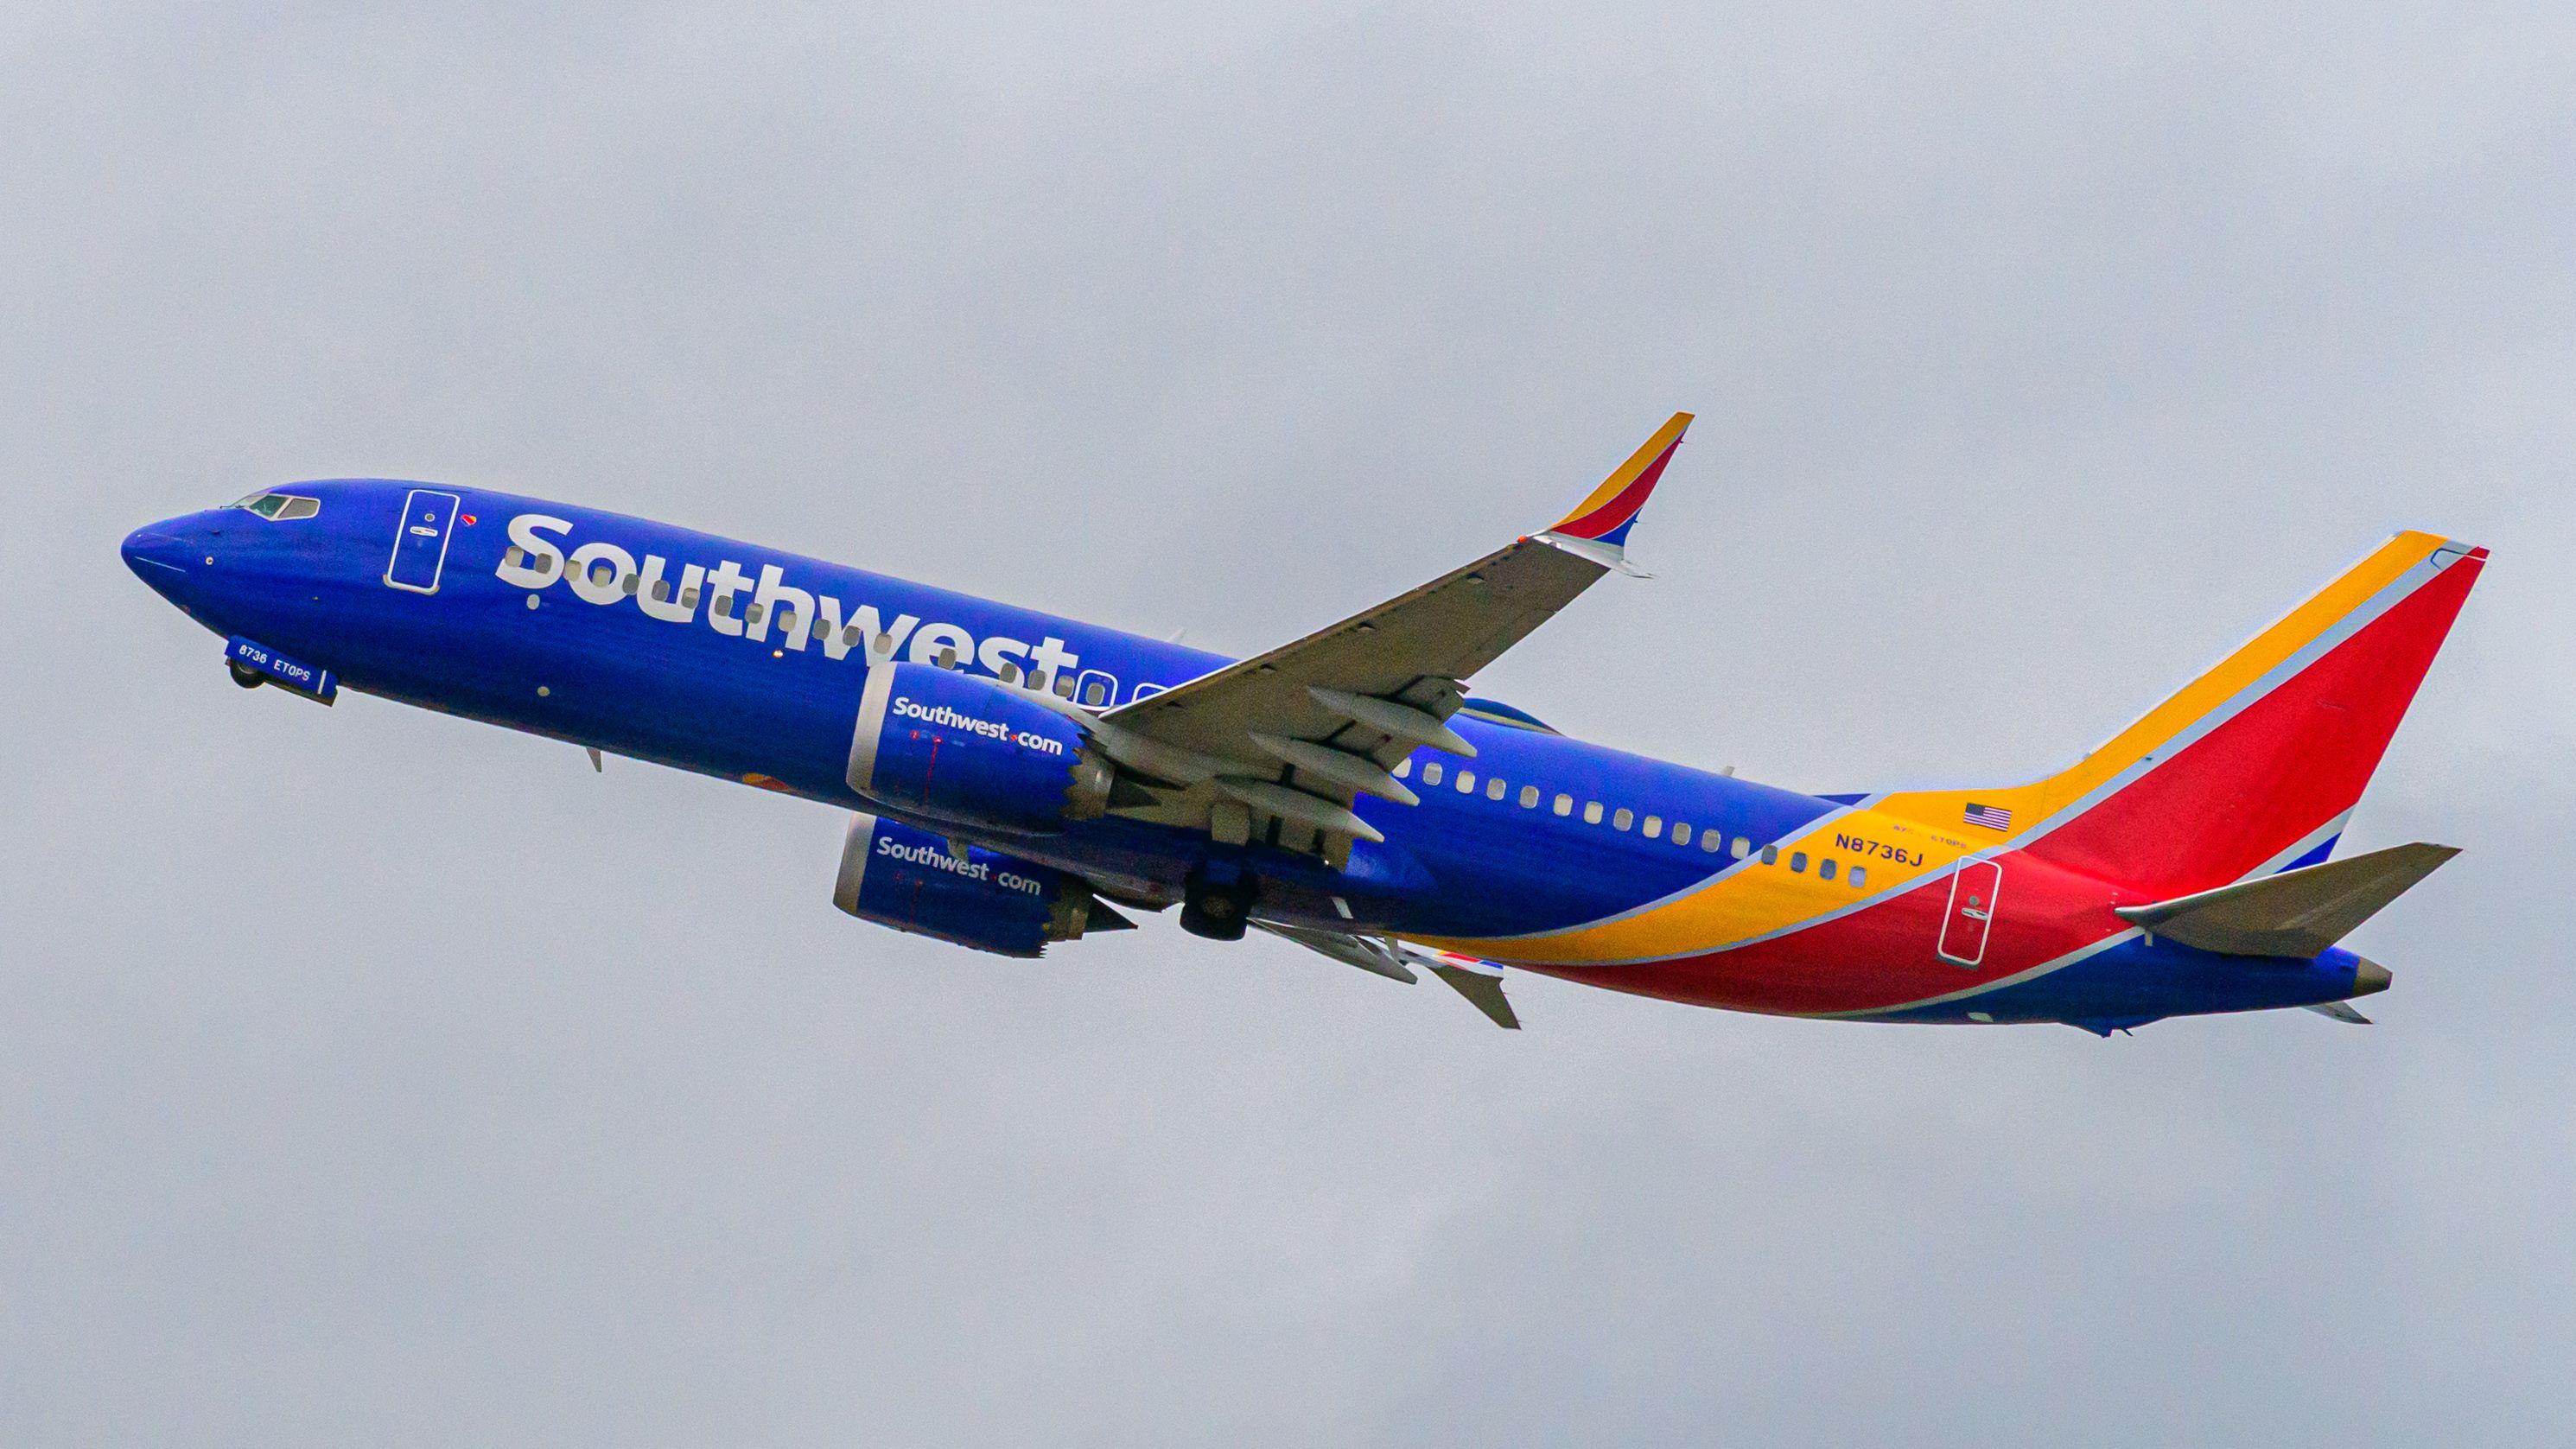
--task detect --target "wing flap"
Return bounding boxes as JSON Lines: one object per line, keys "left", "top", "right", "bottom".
{"left": 1425, "top": 957, "right": 1523, "bottom": 1030}
{"left": 1254, "top": 921, "right": 1419, "bottom": 983}
{"left": 1253, "top": 923, "right": 1523, "bottom": 1027}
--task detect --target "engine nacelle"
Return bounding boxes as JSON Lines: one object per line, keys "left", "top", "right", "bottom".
{"left": 845, "top": 661, "right": 1111, "bottom": 832}
{"left": 831, "top": 813, "right": 1100, "bottom": 957}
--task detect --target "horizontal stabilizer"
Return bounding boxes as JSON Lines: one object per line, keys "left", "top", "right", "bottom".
{"left": 2115, "top": 842, "right": 2459, "bottom": 957}
{"left": 2304, "top": 1000, "right": 2373, "bottom": 1025}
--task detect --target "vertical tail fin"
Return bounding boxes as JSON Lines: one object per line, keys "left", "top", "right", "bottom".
{"left": 1875, "top": 532, "right": 2485, "bottom": 896}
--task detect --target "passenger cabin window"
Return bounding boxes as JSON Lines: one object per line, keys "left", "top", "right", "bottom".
{"left": 1053, "top": 673, "right": 1076, "bottom": 698}
{"left": 1672, "top": 822, "right": 1691, "bottom": 846}
{"left": 1849, "top": 866, "right": 1867, "bottom": 889}
{"left": 1733, "top": 837, "right": 1752, "bottom": 860}
{"left": 1701, "top": 830, "right": 1723, "bottom": 853}
{"left": 1553, "top": 793, "right": 1573, "bottom": 817}
{"left": 1817, "top": 858, "right": 1837, "bottom": 881}
{"left": 1422, "top": 762, "right": 1444, "bottom": 787}
{"left": 1486, "top": 777, "right": 1506, "bottom": 801}
{"left": 1643, "top": 815, "right": 1663, "bottom": 840}
{"left": 1518, "top": 785, "right": 1539, "bottom": 808}
{"left": 1760, "top": 844, "right": 1778, "bottom": 865}
{"left": 1790, "top": 851, "right": 1808, "bottom": 873}
{"left": 1612, "top": 808, "right": 1633, "bottom": 831}
{"left": 1583, "top": 801, "right": 1604, "bottom": 824}
{"left": 1393, "top": 757, "right": 1413, "bottom": 779}
{"left": 1456, "top": 770, "right": 1476, "bottom": 794}
{"left": 1082, "top": 679, "right": 1110, "bottom": 706}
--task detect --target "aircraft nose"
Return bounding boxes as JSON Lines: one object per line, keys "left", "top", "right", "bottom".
{"left": 2350, "top": 956, "right": 2394, "bottom": 996}
{"left": 121, "top": 518, "right": 212, "bottom": 607}
{"left": 121, "top": 522, "right": 196, "bottom": 579}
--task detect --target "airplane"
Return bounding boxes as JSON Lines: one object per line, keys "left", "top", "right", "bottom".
{"left": 119, "top": 415, "right": 2484, "bottom": 1033}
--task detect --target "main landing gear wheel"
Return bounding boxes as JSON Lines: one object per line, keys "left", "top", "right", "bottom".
{"left": 1180, "top": 867, "right": 1257, "bottom": 942}
{"left": 228, "top": 661, "right": 265, "bottom": 690}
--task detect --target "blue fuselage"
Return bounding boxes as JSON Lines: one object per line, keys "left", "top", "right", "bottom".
{"left": 120, "top": 477, "right": 2376, "bottom": 1026}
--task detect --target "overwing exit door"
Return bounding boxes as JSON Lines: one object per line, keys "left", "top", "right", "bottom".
{"left": 1937, "top": 857, "right": 2003, "bottom": 968}
{"left": 385, "top": 489, "right": 461, "bottom": 594}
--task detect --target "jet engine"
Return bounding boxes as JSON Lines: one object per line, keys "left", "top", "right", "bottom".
{"left": 846, "top": 661, "right": 1112, "bottom": 831}
{"left": 832, "top": 812, "right": 1123, "bottom": 957}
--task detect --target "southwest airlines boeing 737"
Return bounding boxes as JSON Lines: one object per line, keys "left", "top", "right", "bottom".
{"left": 120, "top": 416, "right": 2484, "bottom": 1033}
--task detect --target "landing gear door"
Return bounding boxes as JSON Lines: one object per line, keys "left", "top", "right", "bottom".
{"left": 385, "top": 489, "right": 462, "bottom": 594}
{"left": 1937, "top": 857, "right": 2002, "bottom": 968}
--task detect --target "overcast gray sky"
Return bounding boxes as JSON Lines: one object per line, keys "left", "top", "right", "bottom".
{"left": 4, "top": 2, "right": 2572, "bottom": 1444}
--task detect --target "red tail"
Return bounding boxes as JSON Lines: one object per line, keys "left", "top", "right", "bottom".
{"left": 1875, "top": 533, "right": 2484, "bottom": 896}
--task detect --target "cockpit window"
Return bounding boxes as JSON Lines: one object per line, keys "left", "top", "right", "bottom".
{"left": 225, "top": 492, "right": 321, "bottom": 520}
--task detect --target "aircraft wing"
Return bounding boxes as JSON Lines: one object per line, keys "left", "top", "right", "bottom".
{"left": 1080, "top": 414, "right": 1690, "bottom": 866}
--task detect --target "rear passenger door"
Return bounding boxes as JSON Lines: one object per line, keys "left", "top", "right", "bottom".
{"left": 1937, "top": 857, "right": 2002, "bottom": 967}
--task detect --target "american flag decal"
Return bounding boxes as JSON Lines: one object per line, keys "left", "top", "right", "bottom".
{"left": 1962, "top": 802, "right": 2013, "bottom": 831}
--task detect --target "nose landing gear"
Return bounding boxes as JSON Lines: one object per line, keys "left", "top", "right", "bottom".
{"left": 1180, "top": 862, "right": 1258, "bottom": 942}
{"left": 221, "top": 637, "right": 338, "bottom": 703}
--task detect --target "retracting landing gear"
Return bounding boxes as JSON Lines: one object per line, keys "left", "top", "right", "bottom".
{"left": 1180, "top": 861, "right": 1258, "bottom": 942}
{"left": 221, "top": 637, "right": 339, "bottom": 704}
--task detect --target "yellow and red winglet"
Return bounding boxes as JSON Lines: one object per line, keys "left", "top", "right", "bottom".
{"left": 1539, "top": 412, "right": 1692, "bottom": 563}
